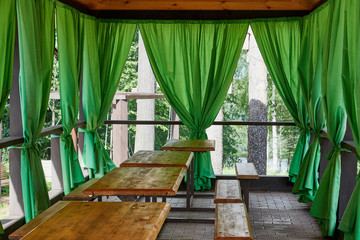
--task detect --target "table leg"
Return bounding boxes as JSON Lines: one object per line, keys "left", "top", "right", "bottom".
{"left": 152, "top": 196, "right": 157, "bottom": 202}
{"left": 241, "top": 180, "right": 250, "bottom": 211}
{"left": 162, "top": 196, "right": 167, "bottom": 202}
{"left": 186, "top": 166, "right": 191, "bottom": 208}
{"left": 191, "top": 159, "right": 195, "bottom": 196}
{"left": 145, "top": 196, "right": 150, "bottom": 202}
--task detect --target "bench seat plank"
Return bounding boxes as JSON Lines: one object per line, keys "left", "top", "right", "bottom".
{"left": 215, "top": 203, "right": 252, "bottom": 240}
{"left": 235, "top": 163, "right": 259, "bottom": 180}
{"left": 63, "top": 178, "right": 100, "bottom": 201}
{"left": 214, "top": 180, "right": 242, "bottom": 204}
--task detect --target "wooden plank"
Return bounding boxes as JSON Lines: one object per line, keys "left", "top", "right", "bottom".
{"left": 21, "top": 201, "right": 171, "bottom": 240}
{"left": 9, "top": 201, "right": 70, "bottom": 240}
{"left": 63, "top": 178, "right": 100, "bottom": 201}
{"left": 67, "top": 0, "right": 320, "bottom": 10}
{"left": 235, "top": 163, "right": 259, "bottom": 180}
{"left": 83, "top": 167, "right": 186, "bottom": 196}
{"left": 120, "top": 150, "right": 193, "bottom": 169}
{"left": 162, "top": 139, "right": 215, "bottom": 152}
{"left": 214, "top": 180, "right": 242, "bottom": 204}
{"left": 215, "top": 203, "right": 252, "bottom": 240}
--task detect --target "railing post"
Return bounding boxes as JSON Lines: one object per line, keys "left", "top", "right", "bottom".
{"left": 112, "top": 99, "right": 128, "bottom": 166}
{"left": 50, "top": 137, "right": 63, "bottom": 193}
{"left": 338, "top": 121, "right": 357, "bottom": 220}
{"left": 319, "top": 136, "right": 332, "bottom": 180}
{"left": 9, "top": 32, "right": 24, "bottom": 217}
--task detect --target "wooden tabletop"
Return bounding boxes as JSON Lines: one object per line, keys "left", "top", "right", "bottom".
{"left": 19, "top": 201, "right": 170, "bottom": 240}
{"left": 161, "top": 139, "right": 215, "bottom": 152}
{"left": 120, "top": 150, "right": 194, "bottom": 168}
{"left": 83, "top": 167, "right": 186, "bottom": 196}
{"left": 235, "top": 163, "right": 259, "bottom": 180}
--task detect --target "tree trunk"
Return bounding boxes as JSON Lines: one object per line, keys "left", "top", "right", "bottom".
{"left": 247, "top": 27, "right": 268, "bottom": 175}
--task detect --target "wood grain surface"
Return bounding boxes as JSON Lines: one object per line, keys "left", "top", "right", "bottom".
{"left": 215, "top": 203, "right": 252, "bottom": 240}
{"left": 235, "top": 163, "right": 259, "bottom": 180}
{"left": 63, "top": 178, "right": 100, "bottom": 201}
{"left": 214, "top": 180, "right": 242, "bottom": 204}
{"left": 9, "top": 201, "right": 70, "bottom": 240}
{"left": 120, "top": 150, "right": 193, "bottom": 169}
{"left": 83, "top": 167, "right": 186, "bottom": 196}
{"left": 66, "top": 0, "right": 323, "bottom": 11}
{"left": 161, "top": 139, "right": 215, "bottom": 152}
{"left": 20, "top": 201, "right": 171, "bottom": 240}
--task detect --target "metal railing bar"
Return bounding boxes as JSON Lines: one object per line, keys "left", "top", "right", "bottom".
{"left": 104, "top": 120, "right": 297, "bottom": 126}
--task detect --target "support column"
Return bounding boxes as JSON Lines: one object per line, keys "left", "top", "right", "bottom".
{"left": 9, "top": 33, "right": 24, "bottom": 217}
{"left": 247, "top": 27, "right": 268, "bottom": 175}
{"left": 206, "top": 108, "right": 223, "bottom": 175}
{"left": 170, "top": 108, "right": 179, "bottom": 140}
{"left": 50, "top": 138, "right": 63, "bottom": 192}
{"left": 134, "top": 32, "right": 156, "bottom": 152}
{"left": 112, "top": 99, "right": 128, "bottom": 166}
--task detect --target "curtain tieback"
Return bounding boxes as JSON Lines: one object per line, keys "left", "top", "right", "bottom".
{"left": 9, "top": 142, "right": 41, "bottom": 156}
{"left": 325, "top": 144, "right": 352, "bottom": 160}
{"left": 78, "top": 128, "right": 101, "bottom": 146}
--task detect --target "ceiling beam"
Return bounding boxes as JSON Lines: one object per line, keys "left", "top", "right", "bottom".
{"left": 69, "top": 0, "right": 313, "bottom": 11}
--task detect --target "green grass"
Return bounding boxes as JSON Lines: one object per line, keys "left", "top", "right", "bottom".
{"left": 221, "top": 166, "right": 236, "bottom": 175}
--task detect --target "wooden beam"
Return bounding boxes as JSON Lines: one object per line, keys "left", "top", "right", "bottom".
{"left": 69, "top": 0, "right": 313, "bottom": 10}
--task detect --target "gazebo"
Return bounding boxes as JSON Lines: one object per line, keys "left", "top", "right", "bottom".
{"left": 0, "top": 0, "right": 359, "bottom": 239}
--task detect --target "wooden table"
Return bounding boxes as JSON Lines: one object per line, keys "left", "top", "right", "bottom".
{"left": 121, "top": 150, "right": 194, "bottom": 204}
{"left": 162, "top": 139, "right": 215, "bottom": 152}
{"left": 12, "top": 201, "right": 170, "bottom": 240}
{"left": 120, "top": 150, "right": 193, "bottom": 168}
{"left": 83, "top": 167, "right": 186, "bottom": 198}
{"left": 235, "top": 163, "right": 259, "bottom": 210}
{"left": 161, "top": 139, "right": 215, "bottom": 210}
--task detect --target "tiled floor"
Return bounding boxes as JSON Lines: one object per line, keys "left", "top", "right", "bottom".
{"left": 157, "top": 191, "right": 325, "bottom": 240}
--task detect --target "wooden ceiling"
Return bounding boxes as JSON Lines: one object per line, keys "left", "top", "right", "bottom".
{"left": 65, "top": 0, "right": 324, "bottom": 11}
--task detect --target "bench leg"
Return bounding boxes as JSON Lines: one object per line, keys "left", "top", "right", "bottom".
{"left": 241, "top": 180, "right": 250, "bottom": 211}
{"left": 145, "top": 196, "right": 151, "bottom": 202}
{"left": 162, "top": 196, "right": 167, "bottom": 202}
{"left": 152, "top": 196, "right": 157, "bottom": 202}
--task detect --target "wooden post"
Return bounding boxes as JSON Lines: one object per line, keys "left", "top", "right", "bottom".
{"left": 50, "top": 138, "right": 63, "bottom": 193}
{"left": 9, "top": 32, "right": 25, "bottom": 217}
{"left": 111, "top": 99, "right": 129, "bottom": 166}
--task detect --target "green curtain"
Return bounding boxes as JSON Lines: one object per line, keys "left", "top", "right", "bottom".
{"left": 81, "top": 17, "right": 136, "bottom": 178}
{"left": 251, "top": 20, "right": 310, "bottom": 183}
{"left": 338, "top": 0, "right": 360, "bottom": 238}
{"left": 309, "top": 0, "right": 347, "bottom": 236}
{"left": 139, "top": 22, "right": 249, "bottom": 190}
{"left": 0, "top": 0, "right": 16, "bottom": 233}
{"left": 56, "top": 2, "right": 85, "bottom": 195}
{"left": 292, "top": 5, "right": 329, "bottom": 203}
{"left": 16, "top": 0, "right": 55, "bottom": 222}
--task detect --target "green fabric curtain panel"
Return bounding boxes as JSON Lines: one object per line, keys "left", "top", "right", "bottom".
{"left": 81, "top": 17, "right": 136, "bottom": 178}
{"left": 292, "top": 5, "right": 329, "bottom": 203}
{"left": 309, "top": 0, "right": 347, "bottom": 236}
{"left": 338, "top": 0, "right": 360, "bottom": 238}
{"left": 139, "top": 22, "right": 249, "bottom": 190}
{"left": 0, "top": 0, "right": 16, "bottom": 233}
{"left": 56, "top": 2, "right": 85, "bottom": 195}
{"left": 16, "top": 0, "right": 55, "bottom": 221}
{"left": 251, "top": 20, "right": 310, "bottom": 184}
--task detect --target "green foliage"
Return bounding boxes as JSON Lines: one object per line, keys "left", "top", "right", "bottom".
{"left": 222, "top": 50, "right": 249, "bottom": 168}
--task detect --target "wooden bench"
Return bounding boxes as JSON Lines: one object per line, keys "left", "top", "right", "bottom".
{"left": 214, "top": 180, "right": 242, "bottom": 204}
{"left": 63, "top": 178, "right": 100, "bottom": 201}
{"left": 235, "top": 163, "right": 259, "bottom": 210}
{"left": 215, "top": 203, "right": 253, "bottom": 240}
